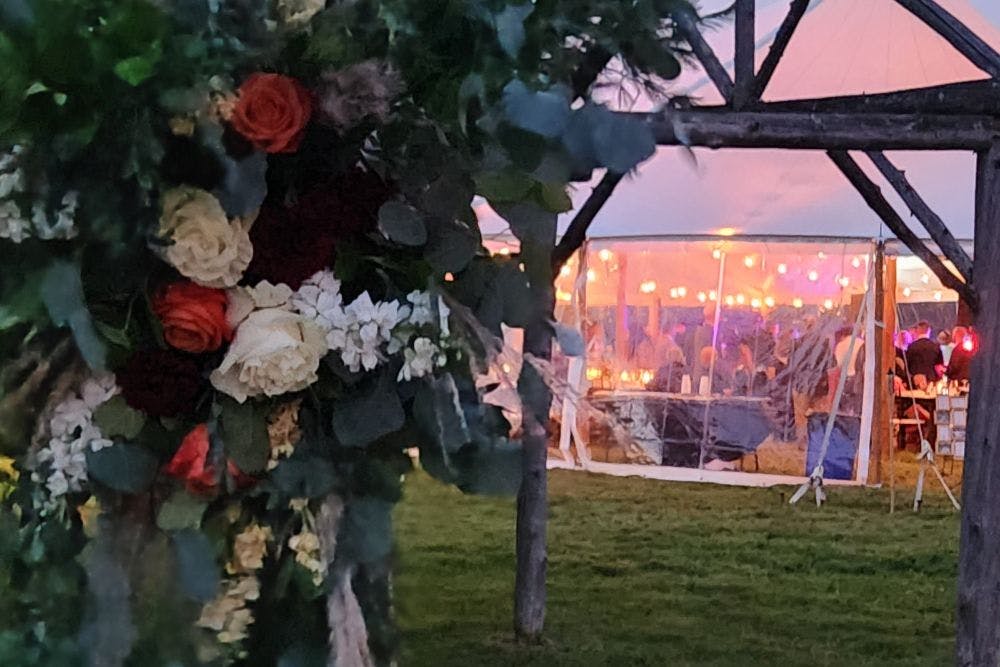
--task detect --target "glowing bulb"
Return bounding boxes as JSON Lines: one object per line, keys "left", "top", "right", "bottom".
{"left": 838, "top": 276, "right": 850, "bottom": 288}
{"left": 668, "top": 287, "right": 678, "bottom": 298}
{"left": 620, "top": 370, "right": 630, "bottom": 382}
{"left": 716, "top": 227, "right": 737, "bottom": 237}
{"left": 709, "top": 290, "right": 717, "bottom": 301}
{"left": 498, "top": 247, "right": 510, "bottom": 256}
{"left": 598, "top": 248, "right": 613, "bottom": 262}
{"left": 697, "top": 292, "right": 707, "bottom": 303}
{"left": 764, "top": 296, "right": 776, "bottom": 308}
{"left": 824, "top": 299, "right": 834, "bottom": 310}
{"left": 793, "top": 297, "right": 804, "bottom": 309}
{"left": 501, "top": 363, "right": 512, "bottom": 374}
{"left": 725, "top": 295, "right": 735, "bottom": 306}
{"left": 921, "top": 273, "right": 930, "bottom": 284}
{"left": 963, "top": 336, "right": 975, "bottom": 352}
{"left": 851, "top": 257, "right": 862, "bottom": 269}
{"left": 750, "top": 298, "right": 762, "bottom": 309}
{"left": 934, "top": 291, "right": 943, "bottom": 302}
{"left": 586, "top": 367, "right": 602, "bottom": 381}
{"left": 736, "top": 294, "right": 746, "bottom": 305}
{"left": 640, "top": 370, "right": 654, "bottom": 385}
{"left": 640, "top": 280, "right": 657, "bottom": 294}
{"left": 818, "top": 251, "right": 827, "bottom": 260}
{"left": 808, "top": 270, "right": 819, "bottom": 282}
{"left": 444, "top": 272, "right": 454, "bottom": 282}
{"left": 744, "top": 256, "right": 755, "bottom": 268}
{"left": 777, "top": 263, "right": 788, "bottom": 275}
{"left": 556, "top": 289, "right": 572, "bottom": 302}
{"left": 677, "top": 286, "right": 687, "bottom": 298}
{"left": 560, "top": 265, "right": 572, "bottom": 277}
{"left": 712, "top": 248, "right": 723, "bottom": 260}
{"left": 587, "top": 269, "right": 597, "bottom": 282}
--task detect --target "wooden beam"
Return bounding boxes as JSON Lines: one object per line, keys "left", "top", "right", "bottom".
{"left": 749, "top": 0, "right": 810, "bottom": 101}
{"left": 956, "top": 140, "right": 1000, "bottom": 666}
{"left": 552, "top": 172, "right": 623, "bottom": 271}
{"left": 826, "top": 150, "right": 978, "bottom": 308}
{"left": 733, "top": 0, "right": 755, "bottom": 109}
{"left": 758, "top": 79, "right": 1000, "bottom": 116}
{"left": 865, "top": 151, "right": 975, "bottom": 281}
{"left": 895, "top": 0, "right": 1000, "bottom": 79}
{"left": 675, "top": 9, "right": 734, "bottom": 102}
{"left": 641, "top": 109, "right": 1000, "bottom": 151}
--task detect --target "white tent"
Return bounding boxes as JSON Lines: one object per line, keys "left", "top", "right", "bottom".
{"left": 478, "top": 0, "right": 1000, "bottom": 242}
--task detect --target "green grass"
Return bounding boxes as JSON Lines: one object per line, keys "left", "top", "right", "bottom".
{"left": 395, "top": 470, "right": 959, "bottom": 666}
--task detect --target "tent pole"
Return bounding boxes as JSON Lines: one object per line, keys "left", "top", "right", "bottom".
{"left": 699, "top": 251, "right": 727, "bottom": 470}
{"left": 856, "top": 251, "right": 877, "bottom": 485}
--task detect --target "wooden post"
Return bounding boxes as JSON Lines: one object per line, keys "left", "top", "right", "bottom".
{"left": 870, "top": 243, "right": 888, "bottom": 484}
{"left": 749, "top": 0, "right": 810, "bottom": 101}
{"left": 956, "top": 141, "right": 1000, "bottom": 666}
{"left": 733, "top": 0, "right": 755, "bottom": 109}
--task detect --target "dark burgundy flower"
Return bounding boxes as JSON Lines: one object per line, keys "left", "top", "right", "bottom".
{"left": 246, "top": 169, "right": 394, "bottom": 289}
{"left": 116, "top": 349, "right": 203, "bottom": 417}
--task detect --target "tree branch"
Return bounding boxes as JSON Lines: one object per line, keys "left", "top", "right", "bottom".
{"left": 865, "top": 150, "right": 974, "bottom": 281}
{"left": 749, "top": 0, "right": 810, "bottom": 101}
{"left": 894, "top": 0, "right": 1000, "bottom": 79}
{"left": 674, "top": 9, "right": 734, "bottom": 102}
{"left": 551, "top": 172, "right": 624, "bottom": 270}
{"left": 827, "top": 150, "right": 977, "bottom": 309}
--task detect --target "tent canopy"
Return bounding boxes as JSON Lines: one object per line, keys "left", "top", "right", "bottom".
{"left": 478, "top": 0, "right": 1000, "bottom": 242}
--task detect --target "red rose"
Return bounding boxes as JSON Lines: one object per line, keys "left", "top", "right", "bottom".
{"left": 164, "top": 424, "right": 218, "bottom": 495}
{"left": 231, "top": 73, "right": 313, "bottom": 154}
{"left": 153, "top": 282, "right": 232, "bottom": 354}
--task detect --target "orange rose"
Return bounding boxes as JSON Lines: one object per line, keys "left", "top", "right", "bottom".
{"left": 164, "top": 424, "right": 218, "bottom": 495}
{"left": 153, "top": 281, "right": 232, "bottom": 353}
{"left": 230, "top": 73, "right": 313, "bottom": 154}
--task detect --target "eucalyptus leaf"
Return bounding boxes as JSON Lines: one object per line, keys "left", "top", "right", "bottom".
{"left": 475, "top": 170, "right": 535, "bottom": 202}
{"left": 270, "top": 458, "right": 338, "bottom": 499}
{"left": 41, "top": 260, "right": 106, "bottom": 369}
{"left": 537, "top": 182, "right": 573, "bottom": 213}
{"left": 170, "top": 529, "right": 219, "bottom": 603}
{"left": 114, "top": 55, "right": 157, "bottom": 86}
{"left": 156, "top": 490, "right": 208, "bottom": 532}
{"left": 331, "top": 369, "right": 405, "bottom": 448}
{"left": 93, "top": 396, "right": 146, "bottom": 440}
{"left": 424, "top": 220, "right": 479, "bottom": 274}
{"left": 378, "top": 201, "right": 427, "bottom": 246}
{"left": 492, "top": 201, "right": 556, "bottom": 246}
{"left": 219, "top": 397, "right": 269, "bottom": 474}
{"left": 494, "top": 3, "right": 534, "bottom": 59}
{"left": 86, "top": 444, "right": 158, "bottom": 494}
{"left": 502, "top": 80, "right": 570, "bottom": 139}
{"left": 413, "top": 373, "right": 470, "bottom": 454}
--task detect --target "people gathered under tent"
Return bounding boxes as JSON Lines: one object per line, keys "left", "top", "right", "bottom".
{"left": 905, "top": 321, "right": 945, "bottom": 388}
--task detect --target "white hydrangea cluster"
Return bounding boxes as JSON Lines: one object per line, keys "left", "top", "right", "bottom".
{"left": 0, "top": 147, "right": 80, "bottom": 243}
{"left": 31, "top": 374, "right": 118, "bottom": 502}
{"left": 291, "top": 270, "right": 450, "bottom": 378}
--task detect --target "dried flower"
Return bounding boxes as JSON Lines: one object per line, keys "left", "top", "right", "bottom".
{"left": 316, "top": 61, "right": 402, "bottom": 132}
{"left": 267, "top": 400, "right": 302, "bottom": 470}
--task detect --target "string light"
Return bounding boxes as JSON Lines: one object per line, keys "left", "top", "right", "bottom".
{"left": 668, "top": 286, "right": 678, "bottom": 298}
{"left": 902, "top": 287, "right": 912, "bottom": 297}
{"left": 598, "top": 248, "right": 613, "bottom": 262}
{"left": 777, "top": 263, "right": 788, "bottom": 274}
{"left": 559, "top": 265, "right": 572, "bottom": 277}
{"left": 921, "top": 273, "right": 930, "bottom": 284}
{"left": 640, "top": 370, "right": 654, "bottom": 385}
{"left": 851, "top": 257, "right": 862, "bottom": 269}
{"left": 587, "top": 269, "right": 597, "bottom": 282}
{"left": 676, "top": 286, "right": 687, "bottom": 298}
{"left": 444, "top": 272, "right": 454, "bottom": 282}
{"left": 838, "top": 276, "right": 850, "bottom": 288}
{"left": 556, "top": 288, "right": 572, "bottom": 302}
{"left": 823, "top": 298, "right": 834, "bottom": 310}
{"left": 934, "top": 291, "right": 943, "bottom": 302}
{"left": 736, "top": 294, "right": 746, "bottom": 305}
{"left": 709, "top": 290, "right": 717, "bottom": 301}
{"left": 743, "top": 256, "right": 755, "bottom": 268}
{"left": 640, "top": 280, "right": 657, "bottom": 294}
{"left": 498, "top": 248, "right": 510, "bottom": 256}
{"left": 764, "top": 296, "right": 776, "bottom": 308}
{"left": 586, "top": 367, "right": 602, "bottom": 381}
{"left": 725, "top": 295, "right": 735, "bottom": 306}
{"left": 712, "top": 248, "right": 723, "bottom": 260}
{"left": 619, "top": 370, "right": 631, "bottom": 382}
{"left": 808, "top": 270, "right": 819, "bottom": 282}
{"left": 817, "top": 251, "right": 827, "bottom": 259}
{"left": 697, "top": 291, "right": 707, "bottom": 303}
{"left": 793, "top": 297, "right": 804, "bottom": 309}
{"left": 750, "top": 297, "right": 762, "bottom": 309}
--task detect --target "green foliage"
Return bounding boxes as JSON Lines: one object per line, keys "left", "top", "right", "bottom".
{"left": 332, "top": 368, "right": 406, "bottom": 448}
{"left": 170, "top": 528, "right": 220, "bottom": 603}
{"left": 378, "top": 201, "right": 427, "bottom": 246}
{"left": 40, "top": 260, "right": 106, "bottom": 369}
{"left": 218, "top": 397, "right": 270, "bottom": 475}
{"left": 85, "top": 444, "right": 159, "bottom": 494}
{"left": 156, "top": 488, "right": 208, "bottom": 531}
{"left": 93, "top": 396, "right": 146, "bottom": 440}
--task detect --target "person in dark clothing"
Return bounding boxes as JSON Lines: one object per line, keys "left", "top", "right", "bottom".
{"left": 947, "top": 326, "right": 974, "bottom": 383}
{"left": 905, "top": 321, "right": 944, "bottom": 388}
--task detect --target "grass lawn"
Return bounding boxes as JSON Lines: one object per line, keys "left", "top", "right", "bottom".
{"left": 395, "top": 470, "right": 959, "bottom": 666}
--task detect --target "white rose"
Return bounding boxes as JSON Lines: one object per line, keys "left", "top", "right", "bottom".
{"left": 211, "top": 308, "right": 327, "bottom": 403}
{"left": 159, "top": 187, "right": 253, "bottom": 288}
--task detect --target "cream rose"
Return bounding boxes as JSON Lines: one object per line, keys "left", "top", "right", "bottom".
{"left": 276, "top": 0, "right": 326, "bottom": 27}
{"left": 210, "top": 307, "right": 327, "bottom": 403}
{"left": 159, "top": 187, "right": 253, "bottom": 288}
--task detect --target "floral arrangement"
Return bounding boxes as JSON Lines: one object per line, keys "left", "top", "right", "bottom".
{"left": 0, "top": 0, "right": 687, "bottom": 663}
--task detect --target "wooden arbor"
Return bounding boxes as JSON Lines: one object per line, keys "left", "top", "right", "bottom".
{"left": 555, "top": 1, "right": 1000, "bottom": 663}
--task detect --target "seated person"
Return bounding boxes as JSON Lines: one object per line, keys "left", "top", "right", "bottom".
{"left": 647, "top": 347, "right": 687, "bottom": 393}
{"left": 905, "top": 321, "right": 944, "bottom": 387}
{"left": 947, "top": 326, "right": 974, "bottom": 384}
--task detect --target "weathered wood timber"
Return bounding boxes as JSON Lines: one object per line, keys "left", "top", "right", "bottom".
{"left": 733, "top": 0, "right": 755, "bottom": 109}
{"left": 675, "top": 9, "right": 734, "bottom": 102}
{"left": 552, "top": 172, "right": 623, "bottom": 271}
{"left": 749, "top": 0, "right": 811, "bottom": 101}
